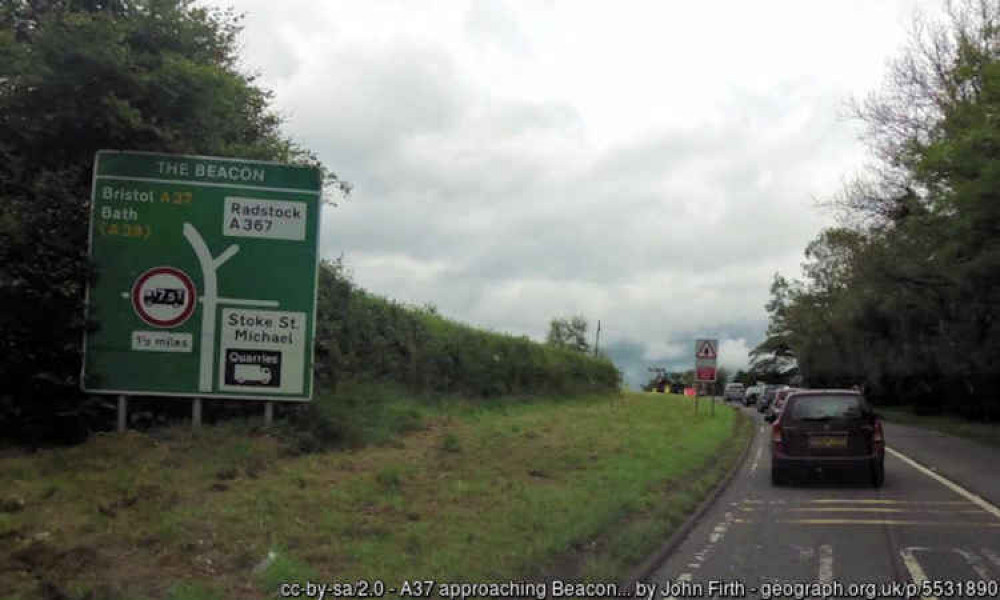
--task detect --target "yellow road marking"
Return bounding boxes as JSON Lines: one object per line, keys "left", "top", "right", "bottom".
{"left": 780, "top": 519, "right": 1000, "bottom": 526}
{"left": 887, "top": 446, "right": 1000, "bottom": 521}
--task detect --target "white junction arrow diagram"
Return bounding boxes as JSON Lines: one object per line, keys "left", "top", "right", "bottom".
{"left": 184, "top": 223, "right": 280, "bottom": 393}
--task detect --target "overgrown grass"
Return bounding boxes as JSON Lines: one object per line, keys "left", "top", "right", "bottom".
{"left": 279, "top": 381, "right": 427, "bottom": 452}
{"left": 0, "top": 392, "right": 748, "bottom": 599}
{"left": 878, "top": 405, "right": 1000, "bottom": 448}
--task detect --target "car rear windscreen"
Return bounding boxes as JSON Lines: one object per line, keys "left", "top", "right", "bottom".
{"left": 788, "top": 395, "right": 865, "bottom": 420}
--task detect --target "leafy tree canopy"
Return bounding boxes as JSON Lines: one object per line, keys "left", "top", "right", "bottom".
{"left": 546, "top": 315, "right": 590, "bottom": 353}
{"left": 755, "top": 0, "right": 1000, "bottom": 418}
{"left": 0, "top": 0, "right": 348, "bottom": 438}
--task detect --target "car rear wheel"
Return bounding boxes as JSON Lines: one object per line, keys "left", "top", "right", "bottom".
{"left": 870, "top": 461, "right": 885, "bottom": 488}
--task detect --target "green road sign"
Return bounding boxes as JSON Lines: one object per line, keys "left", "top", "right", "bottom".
{"left": 82, "top": 151, "right": 323, "bottom": 401}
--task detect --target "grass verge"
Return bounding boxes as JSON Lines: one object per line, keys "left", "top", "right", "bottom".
{"left": 878, "top": 406, "right": 1000, "bottom": 449}
{"left": 0, "top": 391, "right": 747, "bottom": 599}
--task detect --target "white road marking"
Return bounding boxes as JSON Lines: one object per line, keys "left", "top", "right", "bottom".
{"left": 749, "top": 445, "right": 763, "bottom": 473}
{"left": 818, "top": 544, "right": 834, "bottom": 583}
{"left": 952, "top": 548, "right": 992, "bottom": 580}
{"left": 679, "top": 512, "right": 737, "bottom": 576}
{"left": 808, "top": 499, "right": 968, "bottom": 505}
{"left": 789, "top": 507, "right": 984, "bottom": 514}
{"left": 900, "top": 547, "right": 937, "bottom": 600}
{"left": 708, "top": 517, "right": 730, "bottom": 544}
{"left": 886, "top": 446, "right": 1000, "bottom": 521}
{"left": 982, "top": 547, "right": 1000, "bottom": 570}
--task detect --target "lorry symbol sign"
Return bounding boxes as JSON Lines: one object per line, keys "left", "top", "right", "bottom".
{"left": 131, "top": 266, "right": 197, "bottom": 328}
{"left": 235, "top": 364, "right": 272, "bottom": 384}
{"left": 143, "top": 288, "right": 186, "bottom": 307}
{"left": 224, "top": 349, "right": 281, "bottom": 388}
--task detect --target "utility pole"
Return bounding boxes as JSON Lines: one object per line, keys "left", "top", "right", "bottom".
{"left": 594, "top": 320, "right": 601, "bottom": 356}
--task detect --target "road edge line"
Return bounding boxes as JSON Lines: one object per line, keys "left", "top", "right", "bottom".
{"left": 622, "top": 406, "right": 757, "bottom": 588}
{"left": 885, "top": 446, "right": 1000, "bottom": 521}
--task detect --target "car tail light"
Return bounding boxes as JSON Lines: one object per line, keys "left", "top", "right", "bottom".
{"left": 771, "top": 422, "right": 783, "bottom": 445}
{"left": 873, "top": 420, "right": 884, "bottom": 446}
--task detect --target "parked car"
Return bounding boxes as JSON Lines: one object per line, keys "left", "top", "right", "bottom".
{"left": 768, "top": 389, "right": 885, "bottom": 487}
{"left": 744, "top": 384, "right": 763, "bottom": 406}
{"left": 758, "top": 384, "right": 788, "bottom": 413}
{"left": 723, "top": 383, "right": 745, "bottom": 402}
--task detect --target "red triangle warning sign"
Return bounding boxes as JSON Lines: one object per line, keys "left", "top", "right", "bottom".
{"left": 696, "top": 340, "right": 717, "bottom": 359}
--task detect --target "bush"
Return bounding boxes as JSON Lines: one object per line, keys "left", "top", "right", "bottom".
{"left": 312, "top": 260, "right": 621, "bottom": 400}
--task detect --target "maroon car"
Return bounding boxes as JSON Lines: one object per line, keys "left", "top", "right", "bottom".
{"left": 769, "top": 389, "right": 885, "bottom": 487}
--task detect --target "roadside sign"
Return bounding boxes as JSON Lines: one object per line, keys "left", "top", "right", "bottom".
{"left": 695, "top": 338, "right": 718, "bottom": 382}
{"left": 695, "top": 339, "right": 717, "bottom": 359}
{"left": 81, "top": 151, "right": 323, "bottom": 401}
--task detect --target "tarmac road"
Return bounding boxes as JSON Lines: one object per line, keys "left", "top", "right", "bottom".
{"left": 644, "top": 404, "right": 1000, "bottom": 600}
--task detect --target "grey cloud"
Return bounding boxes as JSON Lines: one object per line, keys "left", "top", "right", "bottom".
{"left": 247, "top": 7, "right": 868, "bottom": 381}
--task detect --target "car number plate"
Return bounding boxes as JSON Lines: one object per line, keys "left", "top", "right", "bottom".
{"left": 809, "top": 436, "right": 847, "bottom": 448}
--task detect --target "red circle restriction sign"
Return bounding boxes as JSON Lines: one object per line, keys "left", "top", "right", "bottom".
{"left": 130, "top": 266, "right": 197, "bottom": 328}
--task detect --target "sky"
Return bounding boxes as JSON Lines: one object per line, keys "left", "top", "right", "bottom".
{"left": 225, "top": 0, "right": 941, "bottom": 386}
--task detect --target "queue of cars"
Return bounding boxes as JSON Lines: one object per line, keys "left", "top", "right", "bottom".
{"left": 726, "top": 383, "right": 887, "bottom": 488}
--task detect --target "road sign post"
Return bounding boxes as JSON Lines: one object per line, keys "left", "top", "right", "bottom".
{"left": 117, "top": 395, "right": 127, "bottom": 433}
{"left": 695, "top": 339, "right": 718, "bottom": 417}
{"left": 82, "top": 151, "right": 323, "bottom": 406}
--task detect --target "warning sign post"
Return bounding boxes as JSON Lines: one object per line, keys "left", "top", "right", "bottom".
{"left": 694, "top": 338, "right": 719, "bottom": 416}
{"left": 82, "top": 151, "right": 322, "bottom": 403}
{"left": 695, "top": 339, "right": 718, "bottom": 382}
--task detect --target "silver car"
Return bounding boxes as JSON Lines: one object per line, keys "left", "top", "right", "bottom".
{"left": 724, "top": 383, "right": 745, "bottom": 402}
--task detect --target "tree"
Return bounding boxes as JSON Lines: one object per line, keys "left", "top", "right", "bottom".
{"left": 0, "top": 0, "right": 348, "bottom": 441}
{"left": 546, "top": 315, "right": 590, "bottom": 353}
{"left": 732, "top": 369, "right": 752, "bottom": 385}
{"left": 760, "top": 0, "right": 1000, "bottom": 417}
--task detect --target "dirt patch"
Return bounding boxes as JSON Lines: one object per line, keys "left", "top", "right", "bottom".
{"left": 9, "top": 541, "right": 106, "bottom": 578}
{"left": 1, "top": 496, "right": 26, "bottom": 513}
